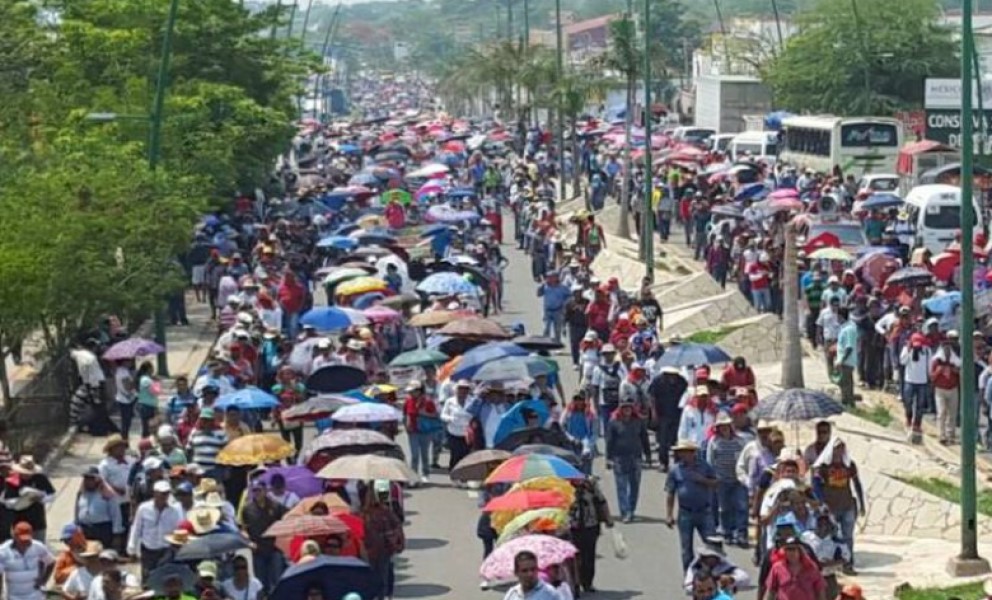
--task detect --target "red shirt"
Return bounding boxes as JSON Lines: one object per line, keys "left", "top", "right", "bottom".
{"left": 402, "top": 394, "right": 437, "bottom": 433}
{"left": 747, "top": 262, "right": 770, "bottom": 290}
{"left": 278, "top": 278, "right": 306, "bottom": 313}
{"left": 721, "top": 365, "right": 756, "bottom": 389}
{"left": 586, "top": 300, "right": 611, "bottom": 333}
{"left": 765, "top": 559, "right": 825, "bottom": 600}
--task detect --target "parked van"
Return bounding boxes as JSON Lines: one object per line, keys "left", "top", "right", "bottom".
{"left": 729, "top": 131, "right": 778, "bottom": 161}
{"left": 709, "top": 133, "right": 736, "bottom": 154}
{"left": 903, "top": 184, "right": 984, "bottom": 254}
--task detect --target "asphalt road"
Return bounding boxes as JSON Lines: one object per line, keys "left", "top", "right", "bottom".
{"left": 389, "top": 222, "right": 760, "bottom": 600}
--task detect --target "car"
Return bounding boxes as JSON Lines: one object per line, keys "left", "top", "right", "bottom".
{"left": 855, "top": 173, "right": 900, "bottom": 195}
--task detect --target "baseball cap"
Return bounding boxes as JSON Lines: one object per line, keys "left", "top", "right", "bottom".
{"left": 198, "top": 560, "right": 219, "bottom": 579}
{"left": 60, "top": 523, "right": 79, "bottom": 542}
{"left": 153, "top": 480, "right": 173, "bottom": 494}
{"left": 143, "top": 457, "right": 164, "bottom": 471}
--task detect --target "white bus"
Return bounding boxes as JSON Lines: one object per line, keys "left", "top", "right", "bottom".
{"left": 779, "top": 115, "right": 904, "bottom": 178}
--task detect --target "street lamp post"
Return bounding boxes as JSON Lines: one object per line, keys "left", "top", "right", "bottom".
{"left": 554, "top": 0, "right": 565, "bottom": 201}
{"left": 641, "top": 0, "right": 653, "bottom": 280}
{"left": 948, "top": 0, "right": 991, "bottom": 577}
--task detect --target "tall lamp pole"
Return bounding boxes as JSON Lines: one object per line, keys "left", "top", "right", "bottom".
{"left": 949, "top": 0, "right": 990, "bottom": 577}
{"left": 554, "top": 0, "right": 565, "bottom": 201}
{"left": 148, "top": 0, "right": 181, "bottom": 377}
{"left": 641, "top": 0, "right": 653, "bottom": 279}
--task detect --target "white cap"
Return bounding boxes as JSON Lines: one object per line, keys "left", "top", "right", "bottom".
{"left": 157, "top": 425, "right": 176, "bottom": 441}
{"left": 583, "top": 331, "right": 598, "bottom": 341}
{"left": 316, "top": 339, "right": 332, "bottom": 349}
{"left": 142, "top": 457, "right": 164, "bottom": 471}
{"left": 601, "top": 343, "right": 617, "bottom": 353}
{"left": 827, "top": 275, "right": 839, "bottom": 284}
{"left": 152, "top": 480, "right": 172, "bottom": 494}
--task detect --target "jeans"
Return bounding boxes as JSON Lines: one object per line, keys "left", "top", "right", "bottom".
{"left": 431, "top": 430, "right": 444, "bottom": 465}
{"left": 838, "top": 365, "right": 855, "bottom": 406}
{"left": 117, "top": 401, "right": 135, "bottom": 439}
{"left": 138, "top": 404, "right": 157, "bottom": 438}
{"left": 658, "top": 214, "right": 671, "bottom": 240}
{"left": 568, "top": 326, "right": 583, "bottom": 366}
{"left": 716, "top": 481, "right": 748, "bottom": 542}
{"left": 284, "top": 311, "right": 299, "bottom": 339}
{"left": 369, "top": 556, "right": 391, "bottom": 600}
{"left": 542, "top": 311, "right": 564, "bottom": 343}
{"left": 903, "top": 382, "right": 929, "bottom": 430}
{"left": 612, "top": 456, "right": 642, "bottom": 517}
{"left": 408, "top": 432, "right": 431, "bottom": 477}
{"left": 677, "top": 510, "right": 716, "bottom": 570}
{"left": 253, "top": 550, "right": 285, "bottom": 592}
{"left": 751, "top": 287, "right": 771, "bottom": 313}
{"left": 834, "top": 508, "right": 857, "bottom": 566}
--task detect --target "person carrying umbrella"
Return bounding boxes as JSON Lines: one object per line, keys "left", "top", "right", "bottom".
{"left": 648, "top": 366, "right": 688, "bottom": 472}
{"left": 605, "top": 399, "right": 650, "bottom": 523}
{"left": 569, "top": 476, "right": 613, "bottom": 594}
{"left": 361, "top": 484, "right": 404, "bottom": 600}
{"left": 239, "top": 480, "right": 287, "bottom": 592}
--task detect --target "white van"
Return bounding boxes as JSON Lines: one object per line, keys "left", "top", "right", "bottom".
{"left": 729, "top": 131, "right": 778, "bottom": 161}
{"left": 903, "top": 184, "right": 984, "bottom": 254}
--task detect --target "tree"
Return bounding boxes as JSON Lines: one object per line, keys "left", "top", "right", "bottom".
{"left": 762, "top": 0, "right": 957, "bottom": 115}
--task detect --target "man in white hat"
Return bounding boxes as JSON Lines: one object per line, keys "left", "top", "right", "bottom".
{"left": 310, "top": 339, "right": 336, "bottom": 372}
{"left": 665, "top": 439, "right": 718, "bottom": 570}
{"left": 128, "top": 479, "right": 181, "bottom": 579}
{"left": 589, "top": 343, "right": 624, "bottom": 435}
{"left": 440, "top": 380, "right": 474, "bottom": 474}
{"left": 706, "top": 413, "right": 748, "bottom": 547}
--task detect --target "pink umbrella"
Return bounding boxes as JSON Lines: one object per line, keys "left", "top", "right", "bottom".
{"left": 479, "top": 535, "right": 577, "bottom": 581}
{"left": 416, "top": 183, "right": 444, "bottom": 200}
{"left": 768, "top": 188, "right": 800, "bottom": 200}
{"left": 364, "top": 306, "right": 401, "bottom": 323}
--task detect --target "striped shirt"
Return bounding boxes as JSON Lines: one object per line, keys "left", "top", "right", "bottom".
{"left": 0, "top": 540, "right": 54, "bottom": 600}
{"left": 185, "top": 428, "right": 228, "bottom": 468}
{"left": 706, "top": 434, "right": 746, "bottom": 483}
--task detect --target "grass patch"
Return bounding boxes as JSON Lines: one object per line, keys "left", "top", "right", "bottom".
{"left": 675, "top": 265, "right": 692, "bottom": 275}
{"left": 847, "top": 403, "right": 894, "bottom": 428}
{"left": 893, "top": 475, "right": 992, "bottom": 518}
{"left": 896, "top": 581, "right": 984, "bottom": 600}
{"left": 685, "top": 324, "right": 744, "bottom": 344}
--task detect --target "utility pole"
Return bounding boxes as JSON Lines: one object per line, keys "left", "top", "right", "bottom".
{"left": 286, "top": 0, "right": 299, "bottom": 38}
{"left": 314, "top": 3, "right": 343, "bottom": 120}
{"left": 641, "top": 0, "right": 653, "bottom": 279}
{"left": 270, "top": 0, "right": 283, "bottom": 39}
{"left": 554, "top": 0, "right": 565, "bottom": 201}
{"left": 948, "top": 0, "right": 991, "bottom": 577}
{"left": 148, "top": 0, "right": 181, "bottom": 377}
{"left": 300, "top": 0, "right": 315, "bottom": 48}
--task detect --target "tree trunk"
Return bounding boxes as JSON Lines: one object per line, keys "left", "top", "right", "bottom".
{"left": 780, "top": 222, "right": 805, "bottom": 389}
{"left": 616, "top": 75, "right": 633, "bottom": 239}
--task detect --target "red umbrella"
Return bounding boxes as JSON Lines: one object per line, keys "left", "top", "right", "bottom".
{"left": 264, "top": 514, "right": 349, "bottom": 538}
{"left": 803, "top": 232, "right": 841, "bottom": 255}
{"left": 483, "top": 490, "right": 569, "bottom": 512}
{"left": 858, "top": 253, "right": 900, "bottom": 287}
{"left": 931, "top": 252, "right": 959, "bottom": 282}
{"left": 442, "top": 140, "right": 466, "bottom": 153}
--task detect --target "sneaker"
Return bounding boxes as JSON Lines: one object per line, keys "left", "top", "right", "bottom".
{"left": 421, "top": 475, "right": 430, "bottom": 485}
{"left": 480, "top": 581, "right": 490, "bottom": 590}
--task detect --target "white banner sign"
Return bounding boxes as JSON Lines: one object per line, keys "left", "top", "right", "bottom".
{"left": 925, "top": 78, "right": 992, "bottom": 109}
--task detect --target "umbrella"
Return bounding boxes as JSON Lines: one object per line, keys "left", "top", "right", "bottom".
{"left": 420, "top": 223, "right": 453, "bottom": 238}
{"left": 323, "top": 267, "right": 370, "bottom": 287}
{"left": 306, "top": 365, "right": 368, "bottom": 393}
{"left": 656, "top": 342, "right": 732, "bottom": 367}
{"left": 301, "top": 429, "right": 401, "bottom": 470}
{"left": 923, "top": 291, "right": 962, "bottom": 315}
{"left": 316, "top": 454, "right": 418, "bottom": 482}
{"left": 217, "top": 434, "right": 295, "bottom": 466}
{"left": 931, "top": 252, "right": 959, "bottom": 282}
{"left": 474, "top": 356, "right": 554, "bottom": 383}
{"left": 449, "top": 342, "right": 529, "bottom": 380}
{"left": 438, "top": 316, "right": 511, "bottom": 339}
{"left": 282, "top": 395, "right": 358, "bottom": 422}
{"left": 856, "top": 253, "right": 900, "bottom": 287}
{"left": 333, "top": 223, "right": 361, "bottom": 236}
{"left": 285, "top": 493, "right": 351, "bottom": 517}
{"left": 351, "top": 292, "right": 386, "bottom": 310}
{"left": 494, "top": 426, "right": 573, "bottom": 452}
{"left": 214, "top": 387, "right": 280, "bottom": 411}
{"left": 257, "top": 466, "right": 325, "bottom": 498}
{"left": 264, "top": 514, "right": 349, "bottom": 538}
{"left": 495, "top": 510, "right": 571, "bottom": 545}
{"left": 388, "top": 348, "right": 449, "bottom": 368}
{"left": 711, "top": 204, "right": 744, "bottom": 219}
{"left": 450, "top": 449, "right": 512, "bottom": 481}
{"left": 492, "top": 400, "right": 552, "bottom": 447}
{"left": 751, "top": 388, "right": 844, "bottom": 422}
{"left": 271, "top": 556, "right": 378, "bottom": 600}
{"left": 299, "top": 307, "right": 369, "bottom": 331}
{"left": 756, "top": 195, "right": 804, "bottom": 213}
{"left": 861, "top": 192, "right": 903, "bottom": 211}
{"left": 887, "top": 266, "right": 935, "bottom": 288}
{"left": 173, "top": 533, "right": 251, "bottom": 561}
{"left": 408, "top": 310, "right": 468, "bottom": 328}
{"left": 363, "top": 306, "right": 401, "bottom": 323}
{"left": 336, "top": 276, "right": 389, "bottom": 297}
{"left": 479, "top": 535, "right": 577, "bottom": 580}
{"left": 512, "top": 335, "right": 564, "bottom": 351}
{"left": 332, "top": 403, "right": 403, "bottom": 423}
{"left": 316, "top": 235, "right": 358, "bottom": 251}
{"left": 408, "top": 163, "right": 449, "bottom": 178}
{"left": 808, "top": 247, "right": 852, "bottom": 262}
{"left": 146, "top": 564, "right": 197, "bottom": 594}
{"left": 484, "top": 454, "right": 585, "bottom": 484}
{"left": 382, "top": 189, "right": 412, "bottom": 205}
{"left": 380, "top": 293, "right": 419, "bottom": 308}
{"left": 512, "top": 444, "right": 581, "bottom": 465}
{"left": 416, "top": 272, "right": 481, "bottom": 296}
{"left": 102, "top": 337, "right": 165, "bottom": 361}
{"left": 483, "top": 489, "right": 569, "bottom": 512}
{"left": 768, "top": 188, "right": 800, "bottom": 200}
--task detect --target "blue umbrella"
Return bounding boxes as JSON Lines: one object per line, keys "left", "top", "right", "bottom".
{"left": 351, "top": 292, "right": 385, "bottom": 309}
{"left": 349, "top": 173, "right": 379, "bottom": 186}
{"left": 861, "top": 193, "right": 903, "bottom": 211}
{"left": 316, "top": 235, "right": 358, "bottom": 250}
{"left": 416, "top": 272, "right": 480, "bottom": 296}
{"left": 923, "top": 291, "right": 962, "bottom": 315}
{"left": 333, "top": 223, "right": 360, "bottom": 236}
{"left": 657, "top": 343, "right": 732, "bottom": 367}
{"left": 353, "top": 233, "right": 397, "bottom": 246}
{"left": 214, "top": 387, "right": 280, "bottom": 411}
{"left": 271, "top": 556, "right": 377, "bottom": 600}
{"left": 337, "top": 143, "right": 360, "bottom": 154}
{"left": 734, "top": 182, "right": 768, "bottom": 202}
{"left": 752, "top": 388, "right": 843, "bottom": 422}
{"left": 493, "top": 400, "right": 551, "bottom": 447}
{"left": 472, "top": 356, "right": 554, "bottom": 382}
{"left": 451, "top": 342, "right": 529, "bottom": 380}
{"left": 447, "top": 187, "right": 478, "bottom": 198}
{"left": 300, "top": 306, "right": 368, "bottom": 331}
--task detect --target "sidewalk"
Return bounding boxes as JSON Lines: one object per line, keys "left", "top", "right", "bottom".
{"left": 43, "top": 293, "right": 217, "bottom": 548}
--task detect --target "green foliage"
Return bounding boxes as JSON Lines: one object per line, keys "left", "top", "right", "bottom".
{"left": 846, "top": 403, "right": 894, "bottom": 428}
{"left": 895, "top": 582, "right": 984, "bottom": 600}
{"left": 762, "top": 0, "right": 957, "bottom": 115}
{"left": 894, "top": 475, "right": 992, "bottom": 517}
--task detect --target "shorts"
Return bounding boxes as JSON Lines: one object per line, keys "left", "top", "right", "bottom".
{"left": 191, "top": 265, "right": 206, "bottom": 286}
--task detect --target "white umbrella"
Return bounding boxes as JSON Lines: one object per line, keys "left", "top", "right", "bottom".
{"left": 316, "top": 454, "right": 418, "bottom": 482}
{"left": 332, "top": 403, "right": 403, "bottom": 423}
{"left": 407, "top": 163, "right": 450, "bottom": 178}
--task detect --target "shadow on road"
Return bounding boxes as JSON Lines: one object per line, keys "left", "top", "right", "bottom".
{"left": 395, "top": 583, "right": 453, "bottom": 597}
{"left": 405, "top": 537, "right": 449, "bottom": 551}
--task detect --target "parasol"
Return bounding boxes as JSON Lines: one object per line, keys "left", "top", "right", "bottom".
{"left": 388, "top": 348, "right": 449, "bottom": 368}
{"left": 495, "top": 508, "right": 571, "bottom": 544}
{"left": 102, "top": 338, "right": 165, "bottom": 361}
{"left": 173, "top": 533, "right": 250, "bottom": 561}
{"left": 438, "top": 316, "right": 511, "bottom": 339}
{"left": 285, "top": 493, "right": 351, "bottom": 517}
{"left": 214, "top": 387, "right": 280, "bottom": 411}
{"left": 479, "top": 535, "right": 577, "bottom": 580}
{"left": 216, "top": 434, "right": 295, "bottom": 466}
{"left": 416, "top": 272, "right": 481, "bottom": 297}
{"left": 332, "top": 403, "right": 403, "bottom": 424}
{"left": 316, "top": 454, "right": 418, "bottom": 482}
{"left": 257, "top": 466, "right": 325, "bottom": 498}
{"left": 751, "top": 388, "right": 844, "bottom": 422}
{"left": 281, "top": 395, "right": 358, "bottom": 422}
{"left": 450, "top": 449, "right": 512, "bottom": 481}
{"left": 306, "top": 365, "right": 368, "bottom": 394}
{"left": 484, "top": 454, "right": 585, "bottom": 484}
{"left": 656, "top": 342, "right": 732, "bottom": 367}
{"left": 264, "top": 514, "right": 349, "bottom": 538}
{"left": 270, "top": 557, "right": 377, "bottom": 600}
{"left": 336, "top": 276, "right": 390, "bottom": 297}
{"left": 299, "top": 306, "right": 369, "bottom": 332}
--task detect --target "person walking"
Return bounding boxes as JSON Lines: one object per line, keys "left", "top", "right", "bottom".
{"left": 564, "top": 285, "right": 589, "bottom": 369}
{"left": 0, "top": 523, "right": 54, "bottom": 600}
{"left": 835, "top": 307, "right": 859, "bottom": 407}
{"left": 706, "top": 414, "right": 748, "bottom": 547}
{"left": 537, "top": 271, "right": 570, "bottom": 344}
{"left": 666, "top": 439, "right": 719, "bottom": 571}
{"left": 605, "top": 399, "right": 650, "bottom": 523}
{"left": 649, "top": 367, "right": 688, "bottom": 472}
{"left": 239, "top": 481, "right": 287, "bottom": 592}
{"left": 127, "top": 480, "right": 181, "bottom": 580}
{"left": 362, "top": 485, "right": 405, "bottom": 600}
{"left": 441, "top": 381, "right": 474, "bottom": 474}
{"left": 930, "top": 330, "right": 961, "bottom": 445}
{"left": 402, "top": 381, "right": 437, "bottom": 485}
{"left": 900, "top": 332, "right": 932, "bottom": 444}
{"left": 569, "top": 477, "right": 613, "bottom": 594}
{"left": 811, "top": 438, "right": 864, "bottom": 576}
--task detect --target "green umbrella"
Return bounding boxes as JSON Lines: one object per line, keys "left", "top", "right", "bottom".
{"left": 384, "top": 189, "right": 412, "bottom": 205}
{"left": 388, "top": 348, "right": 449, "bottom": 368}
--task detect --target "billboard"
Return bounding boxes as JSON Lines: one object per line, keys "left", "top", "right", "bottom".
{"left": 924, "top": 78, "right": 992, "bottom": 155}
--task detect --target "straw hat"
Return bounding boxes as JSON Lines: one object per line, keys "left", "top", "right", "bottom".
{"left": 202, "top": 492, "right": 225, "bottom": 508}
{"left": 188, "top": 506, "right": 221, "bottom": 534}
{"left": 672, "top": 439, "right": 699, "bottom": 452}
{"left": 194, "top": 478, "right": 220, "bottom": 497}
{"left": 12, "top": 456, "right": 41, "bottom": 476}
{"left": 79, "top": 540, "right": 104, "bottom": 558}
{"left": 714, "top": 413, "right": 733, "bottom": 427}
{"left": 164, "top": 530, "right": 194, "bottom": 546}
{"left": 102, "top": 434, "right": 127, "bottom": 453}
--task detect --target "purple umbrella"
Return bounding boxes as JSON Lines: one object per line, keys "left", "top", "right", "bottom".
{"left": 102, "top": 337, "right": 165, "bottom": 361}
{"left": 257, "top": 466, "right": 325, "bottom": 498}
{"left": 768, "top": 188, "right": 799, "bottom": 200}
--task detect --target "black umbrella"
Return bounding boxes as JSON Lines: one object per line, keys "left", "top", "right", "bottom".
{"left": 512, "top": 443, "right": 581, "bottom": 465}
{"left": 496, "top": 427, "right": 571, "bottom": 452}
{"left": 174, "top": 533, "right": 250, "bottom": 561}
{"left": 438, "top": 336, "right": 489, "bottom": 356}
{"left": 306, "top": 365, "right": 368, "bottom": 393}
{"left": 271, "top": 556, "right": 378, "bottom": 600}
{"left": 512, "top": 335, "right": 565, "bottom": 351}
{"left": 146, "top": 564, "right": 197, "bottom": 595}
{"left": 886, "top": 266, "right": 935, "bottom": 288}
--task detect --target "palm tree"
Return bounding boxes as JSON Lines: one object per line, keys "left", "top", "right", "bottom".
{"left": 780, "top": 218, "right": 805, "bottom": 389}
{"left": 545, "top": 70, "right": 611, "bottom": 202}
{"left": 597, "top": 15, "right": 640, "bottom": 239}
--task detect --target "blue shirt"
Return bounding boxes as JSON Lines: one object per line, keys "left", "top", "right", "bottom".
{"left": 537, "top": 283, "right": 570, "bottom": 314}
{"left": 665, "top": 461, "right": 717, "bottom": 512}
{"left": 837, "top": 320, "right": 859, "bottom": 368}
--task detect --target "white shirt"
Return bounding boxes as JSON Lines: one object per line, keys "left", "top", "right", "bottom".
{"left": 114, "top": 367, "right": 135, "bottom": 405}
{"left": 88, "top": 572, "right": 139, "bottom": 600}
{"left": 221, "top": 577, "right": 264, "bottom": 600}
{"left": 900, "top": 346, "right": 933, "bottom": 385}
{"left": 441, "top": 396, "right": 473, "bottom": 437}
{"left": 502, "top": 581, "right": 563, "bottom": 600}
{"left": 874, "top": 312, "right": 897, "bottom": 336}
{"left": 816, "top": 307, "right": 842, "bottom": 341}
{"left": 63, "top": 566, "right": 96, "bottom": 599}
{"left": 127, "top": 500, "right": 183, "bottom": 554}
{"left": 0, "top": 540, "right": 54, "bottom": 600}
{"left": 677, "top": 405, "right": 716, "bottom": 445}
{"left": 71, "top": 350, "right": 105, "bottom": 387}
{"left": 98, "top": 457, "right": 134, "bottom": 503}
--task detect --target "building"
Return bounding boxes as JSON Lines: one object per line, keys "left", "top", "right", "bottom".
{"left": 564, "top": 14, "right": 619, "bottom": 64}
{"left": 528, "top": 29, "right": 556, "bottom": 49}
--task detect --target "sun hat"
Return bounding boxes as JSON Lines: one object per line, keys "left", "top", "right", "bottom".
{"left": 79, "top": 541, "right": 104, "bottom": 558}
{"left": 164, "top": 530, "right": 194, "bottom": 546}
{"left": 197, "top": 560, "right": 219, "bottom": 579}
{"left": 102, "top": 434, "right": 127, "bottom": 453}
{"left": 12, "top": 456, "right": 41, "bottom": 476}
{"left": 672, "top": 439, "right": 699, "bottom": 452}
{"left": 188, "top": 506, "right": 222, "bottom": 534}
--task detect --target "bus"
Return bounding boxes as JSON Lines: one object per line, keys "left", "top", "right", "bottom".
{"left": 778, "top": 115, "right": 904, "bottom": 178}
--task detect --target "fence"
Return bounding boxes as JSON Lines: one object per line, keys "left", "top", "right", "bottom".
{"left": 3, "top": 356, "right": 75, "bottom": 460}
